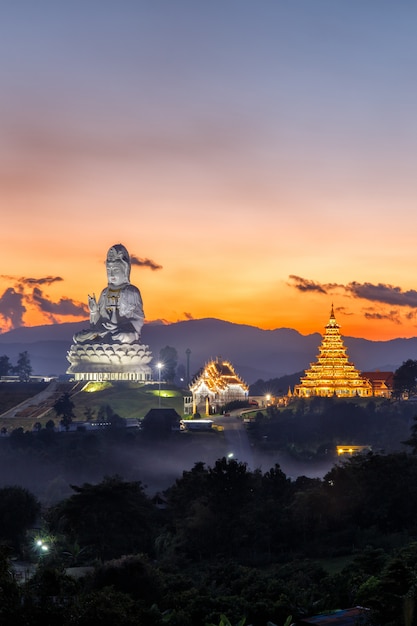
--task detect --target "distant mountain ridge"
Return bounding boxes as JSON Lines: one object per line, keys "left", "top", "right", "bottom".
{"left": 0, "top": 318, "right": 416, "bottom": 383}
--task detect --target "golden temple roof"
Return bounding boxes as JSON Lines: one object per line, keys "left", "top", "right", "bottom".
{"left": 294, "top": 307, "right": 372, "bottom": 398}
{"left": 190, "top": 357, "right": 249, "bottom": 394}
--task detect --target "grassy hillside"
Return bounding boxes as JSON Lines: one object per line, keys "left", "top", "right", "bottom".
{"left": 0, "top": 381, "right": 189, "bottom": 432}
{"left": 68, "top": 381, "right": 188, "bottom": 422}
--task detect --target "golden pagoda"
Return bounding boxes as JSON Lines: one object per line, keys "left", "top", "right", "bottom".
{"left": 190, "top": 357, "right": 249, "bottom": 414}
{"left": 294, "top": 306, "right": 372, "bottom": 398}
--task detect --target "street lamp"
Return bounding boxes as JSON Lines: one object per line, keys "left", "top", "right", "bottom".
{"left": 35, "top": 538, "right": 49, "bottom": 556}
{"left": 157, "top": 362, "right": 163, "bottom": 407}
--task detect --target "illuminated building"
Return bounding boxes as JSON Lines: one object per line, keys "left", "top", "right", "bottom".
{"left": 190, "top": 357, "right": 249, "bottom": 414}
{"left": 361, "top": 371, "right": 394, "bottom": 398}
{"left": 337, "top": 445, "right": 372, "bottom": 456}
{"left": 294, "top": 306, "right": 372, "bottom": 398}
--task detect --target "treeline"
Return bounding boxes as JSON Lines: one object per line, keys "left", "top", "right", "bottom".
{"left": 0, "top": 350, "right": 32, "bottom": 382}
{"left": 249, "top": 372, "right": 304, "bottom": 396}
{"left": 247, "top": 397, "right": 416, "bottom": 455}
{"left": 3, "top": 452, "right": 417, "bottom": 624}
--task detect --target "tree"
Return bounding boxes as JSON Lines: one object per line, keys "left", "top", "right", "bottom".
{"left": 158, "top": 346, "right": 178, "bottom": 383}
{"left": 66, "top": 588, "right": 141, "bottom": 626}
{"left": 53, "top": 392, "right": 75, "bottom": 431}
{"left": 14, "top": 350, "right": 32, "bottom": 382}
{"left": 0, "top": 546, "right": 22, "bottom": 622}
{"left": 47, "top": 476, "right": 157, "bottom": 561}
{"left": 0, "top": 355, "right": 12, "bottom": 379}
{"left": 403, "top": 414, "right": 417, "bottom": 453}
{"left": 393, "top": 359, "right": 417, "bottom": 398}
{"left": 84, "top": 406, "right": 95, "bottom": 421}
{"left": 0, "top": 486, "right": 40, "bottom": 552}
{"left": 175, "top": 363, "right": 186, "bottom": 386}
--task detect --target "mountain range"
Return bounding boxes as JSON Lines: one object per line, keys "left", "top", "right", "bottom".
{"left": 0, "top": 318, "right": 416, "bottom": 384}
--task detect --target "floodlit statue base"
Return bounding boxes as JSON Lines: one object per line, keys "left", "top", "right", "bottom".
{"left": 66, "top": 342, "right": 153, "bottom": 382}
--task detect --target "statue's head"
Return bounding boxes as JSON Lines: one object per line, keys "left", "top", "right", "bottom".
{"left": 106, "top": 244, "right": 131, "bottom": 286}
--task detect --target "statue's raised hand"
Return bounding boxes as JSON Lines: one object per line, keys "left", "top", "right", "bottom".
{"left": 88, "top": 293, "right": 98, "bottom": 314}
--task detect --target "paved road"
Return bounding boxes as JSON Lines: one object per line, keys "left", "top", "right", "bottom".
{"left": 214, "top": 412, "right": 335, "bottom": 480}
{"left": 0, "top": 381, "right": 82, "bottom": 420}
{"left": 214, "top": 413, "right": 255, "bottom": 468}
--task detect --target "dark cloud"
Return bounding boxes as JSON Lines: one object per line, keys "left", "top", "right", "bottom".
{"left": 335, "top": 306, "right": 353, "bottom": 316}
{"left": 183, "top": 312, "right": 194, "bottom": 320}
{"left": 31, "top": 287, "right": 88, "bottom": 318}
{"left": 0, "top": 287, "right": 26, "bottom": 328}
{"left": 364, "top": 309, "right": 401, "bottom": 324}
{"left": 0, "top": 275, "right": 63, "bottom": 287}
{"left": 288, "top": 275, "right": 330, "bottom": 294}
{"left": 0, "top": 277, "right": 88, "bottom": 330}
{"left": 20, "top": 276, "right": 63, "bottom": 286}
{"left": 346, "top": 282, "right": 417, "bottom": 307}
{"left": 130, "top": 255, "right": 162, "bottom": 271}
{"left": 288, "top": 275, "right": 417, "bottom": 309}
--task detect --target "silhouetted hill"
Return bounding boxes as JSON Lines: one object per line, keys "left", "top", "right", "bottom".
{"left": 0, "top": 318, "right": 416, "bottom": 383}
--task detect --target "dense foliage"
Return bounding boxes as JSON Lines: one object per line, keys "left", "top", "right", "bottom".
{"left": 4, "top": 381, "right": 417, "bottom": 624}
{"left": 2, "top": 448, "right": 417, "bottom": 624}
{"left": 247, "top": 397, "right": 415, "bottom": 456}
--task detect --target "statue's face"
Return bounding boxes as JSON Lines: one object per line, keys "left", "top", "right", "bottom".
{"left": 106, "top": 261, "right": 127, "bottom": 287}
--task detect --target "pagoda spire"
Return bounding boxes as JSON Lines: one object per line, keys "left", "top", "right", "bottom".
{"left": 294, "top": 307, "right": 371, "bottom": 398}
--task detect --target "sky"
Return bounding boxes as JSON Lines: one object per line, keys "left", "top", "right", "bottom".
{"left": 1, "top": 1, "right": 417, "bottom": 341}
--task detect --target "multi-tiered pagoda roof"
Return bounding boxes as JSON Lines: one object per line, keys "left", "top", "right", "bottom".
{"left": 190, "top": 357, "right": 248, "bottom": 411}
{"left": 294, "top": 307, "right": 372, "bottom": 398}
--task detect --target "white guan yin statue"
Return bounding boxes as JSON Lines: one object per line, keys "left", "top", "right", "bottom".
{"left": 67, "top": 244, "right": 152, "bottom": 381}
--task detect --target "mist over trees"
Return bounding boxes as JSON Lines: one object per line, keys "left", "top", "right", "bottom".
{"left": 3, "top": 365, "right": 417, "bottom": 623}
{"left": 3, "top": 450, "right": 417, "bottom": 624}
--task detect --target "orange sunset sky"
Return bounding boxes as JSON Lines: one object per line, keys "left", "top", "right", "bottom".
{"left": 1, "top": 1, "right": 417, "bottom": 341}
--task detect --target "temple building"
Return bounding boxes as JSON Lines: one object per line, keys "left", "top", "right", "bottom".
{"left": 361, "top": 371, "right": 394, "bottom": 398}
{"left": 190, "top": 357, "right": 249, "bottom": 414}
{"left": 294, "top": 307, "right": 372, "bottom": 398}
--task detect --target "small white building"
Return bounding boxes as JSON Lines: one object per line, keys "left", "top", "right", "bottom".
{"left": 189, "top": 357, "right": 248, "bottom": 415}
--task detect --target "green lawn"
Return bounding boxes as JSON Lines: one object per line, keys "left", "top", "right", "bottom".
{"left": 0, "top": 381, "right": 189, "bottom": 432}
{"left": 70, "top": 381, "right": 188, "bottom": 422}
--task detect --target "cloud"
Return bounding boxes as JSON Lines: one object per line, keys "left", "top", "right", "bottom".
{"left": 335, "top": 306, "right": 353, "bottom": 316}
{"left": 0, "top": 288, "right": 26, "bottom": 329}
{"left": 183, "top": 312, "right": 194, "bottom": 320}
{"left": 20, "top": 276, "right": 63, "bottom": 286}
{"left": 363, "top": 309, "right": 401, "bottom": 324}
{"left": 0, "top": 277, "right": 88, "bottom": 330}
{"left": 288, "top": 275, "right": 417, "bottom": 309}
{"left": 346, "top": 282, "right": 417, "bottom": 307}
{"left": 288, "top": 275, "right": 338, "bottom": 294}
{"left": 30, "top": 287, "right": 88, "bottom": 318}
{"left": 130, "top": 255, "right": 162, "bottom": 271}
{"left": 0, "top": 275, "right": 63, "bottom": 287}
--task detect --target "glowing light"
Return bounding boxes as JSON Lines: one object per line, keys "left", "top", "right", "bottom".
{"left": 294, "top": 307, "right": 372, "bottom": 398}
{"left": 34, "top": 537, "right": 50, "bottom": 555}
{"left": 156, "top": 362, "right": 163, "bottom": 407}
